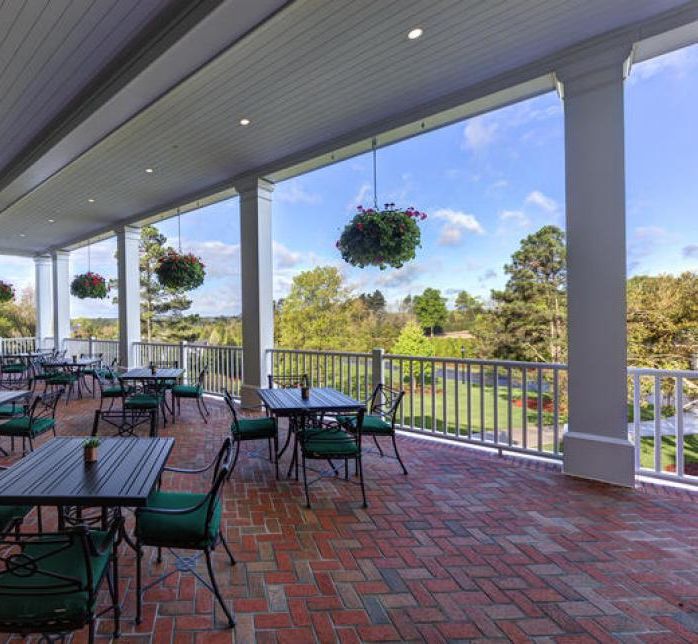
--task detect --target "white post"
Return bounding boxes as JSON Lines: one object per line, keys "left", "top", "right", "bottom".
{"left": 51, "top": 250, "right": 70, "bottom": 350}
{"left": 371, "top": 348, "right": 384, "bottom": 394}
{"left": 34, "top": 255, "right": 53, "bottom": 349}
{"left": 236, "top": 177, "right": 274, "bottom": 407}
{"left": 117, "top": 225, "right": 141, "bottom": 367}
{"left": 558, "top": 45, "right": 634, "bottom": 487}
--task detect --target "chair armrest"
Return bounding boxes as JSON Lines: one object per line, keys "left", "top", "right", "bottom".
{"left": 136, "top": 495, "right": 209, "bottom": 516}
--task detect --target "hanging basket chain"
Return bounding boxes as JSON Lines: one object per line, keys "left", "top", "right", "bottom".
{"left": 372, "top": 137, "right": 378, "bottom": 209}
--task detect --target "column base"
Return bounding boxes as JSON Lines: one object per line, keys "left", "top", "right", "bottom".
{"left": 563, "top": 431, "right": 635, "bottom": 487}
{"left": 240, "top": 384, "right": 263, "bottom": 409}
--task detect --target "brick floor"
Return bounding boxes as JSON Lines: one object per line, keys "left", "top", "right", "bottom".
{"left": 1, "top": 394, "right": 698, "bottom": 642}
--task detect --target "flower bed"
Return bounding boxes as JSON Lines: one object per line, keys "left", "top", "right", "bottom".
{"left": 70, "top": 272, "right": 109, "bottom": 299}
{"left": 155, "top": 250, "right": 205, "bottom": 290}
{"left": 337, "top": 204, "right": 425, "bottom": 270}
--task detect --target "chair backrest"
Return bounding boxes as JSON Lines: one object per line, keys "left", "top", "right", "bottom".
{"left": 153, "top": 361, "right": 178, "bottom": 369}
{"left": 29, "top": 388, "right": 64, "bottom": 422}
{"left": 204, "top": 438, "right": 232, "bottom": 530}
{"left": 267, "top": 373, "right": 303, "bottom": 389}
{"left": 222, "top": 389, "right": 240, "bottom": 431}
{"left": 368, "top": 384, "right": 404, "bottom": 423}
{"left": 197, "top": 367, "right": 208, "bottom": 389}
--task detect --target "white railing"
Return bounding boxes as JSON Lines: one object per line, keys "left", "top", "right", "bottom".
{"left": 63, "top": 338, "right": 119, "bottom": 365}
{"left": 135, "top": 341, "right": 243, "bottom": 398}
{"left": 268, "top": 348, "right": 374, "bottom": 402}
{"left": 0, "top": 337, "right": 37, "bottom": 354}
{"left": 629, "top": 367, "right": 698, "bottom": 483}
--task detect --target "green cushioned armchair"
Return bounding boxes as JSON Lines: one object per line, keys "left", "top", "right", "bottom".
{"left": 0, "top": 389, "right": 63, "bottom": 455}
{"left": 134, "top": 438, "right": 235, "bottom": 628}
{"left": 172, "top": 366, "right": 209, "bottom": 423}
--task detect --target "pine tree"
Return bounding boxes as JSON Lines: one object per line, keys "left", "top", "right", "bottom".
{"left": 413, "top": 288, "right": 448, "bottom": 336}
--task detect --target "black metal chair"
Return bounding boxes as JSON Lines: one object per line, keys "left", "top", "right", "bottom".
{"left": 134, "top": 438, "right": 235, "bottom": 627}
{"left": 0, "top": 518, "right": 122, "bottom": 643}
{"left": 0, "top": 466, "right": 35, "bottom": 535}
{"left": 172, "top": 367, "right": 210, "bottom": 423}
{"left": 300, "top": 409, "right": 367, "bottom": 509}
{"left": 223, "top": 389, "right": 278, "bottom": 479}
{"left": 338, "top": 384, "right": 408, "bottom": 475}
{"left": 0, "top": 389, "right": 63, "bottom": 455}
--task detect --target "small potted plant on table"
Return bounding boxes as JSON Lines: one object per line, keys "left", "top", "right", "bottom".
{"left": 83, "top": 438, "right": 101, "bottom": 464}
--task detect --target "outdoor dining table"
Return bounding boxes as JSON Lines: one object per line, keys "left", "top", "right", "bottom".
{"left": 118, "top": 368, "right": 184, "bottom": 423}
{"left": 256, "top": 387, "right": 364, "bottom": 478}
{"left": 0, "top": 436, "right": 174, "bottom": 530}
{"left": 45, "top": 356, "right": 102, "bottom": 398}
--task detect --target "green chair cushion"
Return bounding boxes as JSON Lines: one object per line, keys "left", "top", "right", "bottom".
{"left": 0, "top": 531, "right": 111, "bottom": 626}
{"left": 0, "top": 505, "right": 30, "bottom": 533}
{"left": 0, "top": 403, "right": 25, "bottom": 418}
{"left": 338, "top": 414, "right": 393, "bottom": 435}
{"left": 102, "top": 386, "right": 126, "bottom": 397}
{"left": 136, "top": 491, "right": 220, "bottom": 549}
{"left": 0, "top": 417, "right": 55, "bottom": 437}
{"left": 302, "top": 429, "right": 360, "bottom": 457}
{"left": 46, "top": 374, "right": 78, "bottom": 385}
{"left": 124, "top": 394, "right": 160, "bottom": 409}
{"left": 2, "top": 364, "right": 26, "bottom": 373}
{"left": 233, "top": 417, "right": 276, "bottom": 440}
{"left": 172, "top": 384, "right": 201, "bottom": 398}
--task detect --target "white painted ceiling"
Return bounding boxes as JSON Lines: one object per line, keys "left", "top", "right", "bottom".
{"left": 0, "top": 0, "right": 695, "bottom": 256}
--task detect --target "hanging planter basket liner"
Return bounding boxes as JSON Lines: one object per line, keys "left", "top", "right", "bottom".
{"left": 337, "top": 204, "right": 426, "bottom": 270}
{"left": 155, "top": 250, "right": 206, "bottom": 290}
{"left": 70, "top": 272, "right": 109, "bottom": 299}
{"left": 0, "top": 280, "right": 15, "bottom": 304}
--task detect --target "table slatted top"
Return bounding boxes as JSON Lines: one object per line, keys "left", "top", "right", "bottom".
{"left": 0, "top": 390, "right": 31, "bottom": 405}
{"left": 120, "top": 368, "right": 184, "bottom": 380}
{"left": 257, "top": 387, "right": 363, "bottom": 414}
{"left": 0, "top": 437, "right": 174, "bottom": 506}
{"left": 48, "top": 357, "right": 101, "bottom": 368}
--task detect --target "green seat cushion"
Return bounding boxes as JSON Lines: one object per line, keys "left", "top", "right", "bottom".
{"left": 46, "top": 374, "right": 77, "bottom": 384}
{"left": 0, "top": 403, "right": 25, "bottom": 417}
{"left": 232, "top": 417, "right": 276, "bottom": 440}
{"left": 0, "top": 416, "right": 54, "bottom": 437}
{"left": 0, "top": 505, "right": 30, "bottom": 532}
{"left": 0, "top": 531, "right": 111, "bottom": 626}
{"left": 338, "top": 414, "right": 393, "bottom": 435}
{"left": 172, "top": 384, "right": 201, "bottom": 398}
{"left": 101, "top": 385, "right": 126, "bottom": 397}
{"left": 2, "top": 364, "right": 26, "bottom": 373}
{"left": 124, "top": 394, "right": 161, "bottom": 409}
{"left": 302, "top": 429, "right": 360, "bottom": 457}
{"left": 136, "top": 491, "right": 220, "bottom": 549}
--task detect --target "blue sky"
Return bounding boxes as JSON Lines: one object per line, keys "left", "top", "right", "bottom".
{"left": 2, "top": 44, "right": 697, "bottom": 318}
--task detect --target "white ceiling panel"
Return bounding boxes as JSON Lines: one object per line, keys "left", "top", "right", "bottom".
{"left": 0, "top": 0, "right": 695, "bottom": 255}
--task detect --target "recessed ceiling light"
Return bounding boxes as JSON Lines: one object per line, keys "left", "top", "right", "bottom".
{"left": 145, "top": 168, "right": 154, "bottom": 174}
{"left": 19, "top": 233, "right": 25, "bottom": 238}
{"left": 407, "top": 27, "right": 423, "bottom": 40}
{"left": 48, "top": 218, "right": 55, "bottom": 223}
{"left": 88, "top": 198, "right": 95, "bottom": 203}
{"left": 239, "top": 118, "right": 251, "bottom": 126}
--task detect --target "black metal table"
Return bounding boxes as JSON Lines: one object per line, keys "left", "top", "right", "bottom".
{"left": 45, "top": 357, "right": 102, "bottom": 398}
{"left": 257, "top": 387, "right": 364, "bottom": 478}
{"left": 0, "top": 390, "right": 31, "bottom": 406}
{"left": 0, "top": 436, "right": 174, "bottom": 508}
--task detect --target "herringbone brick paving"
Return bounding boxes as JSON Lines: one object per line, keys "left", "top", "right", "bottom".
{"left": 1, "top": 394, "right": 698, "bottom": 643}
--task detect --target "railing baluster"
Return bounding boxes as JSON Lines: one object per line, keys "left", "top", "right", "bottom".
{"left": 654, "top": 375, "right": 662, "bottom": 474}
{"left": 676, "top": 377, "right": 684, "bottom": 478}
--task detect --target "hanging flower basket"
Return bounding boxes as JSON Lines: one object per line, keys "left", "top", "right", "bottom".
{"left": 155, "top": 250, "right": 206, "bottom": 290}
{"left": 336, "top": 204, "right": 426, "bottom": 270}
{"left": 0, "top": 281, "right": 15, "bottom": 304}
{"left": 70, "top": 272, "right": 109, "bottom": 299}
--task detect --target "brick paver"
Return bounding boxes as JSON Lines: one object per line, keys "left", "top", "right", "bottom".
{"left": 1, "top": 395, "right": 697, "bottom": 642}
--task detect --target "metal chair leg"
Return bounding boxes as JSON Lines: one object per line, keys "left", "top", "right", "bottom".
{"left": 302, "top": 452, "right": 311, "bottom": 509}
{"left": 135, "top": 541, "right": 143, "bottom": 624}
{"left": 227, "top": 439, "right": 241, "bottom": 481}
{"left": 196, "top": 397, "right": 208, "bottom": 423}
{"left": 373, "top": 434, "right": 384, "bottom": 456}
{"left": 358, "top": 455, "right": 367, "bottom": 508}
{"left": 204, "top": 549, "right": 235, "bottom": 627}
{"left": 392, "top": 434, "right": 408, "bottom": 475}
{"left": 219, "top": 530, "right": 236, "bottom": 565}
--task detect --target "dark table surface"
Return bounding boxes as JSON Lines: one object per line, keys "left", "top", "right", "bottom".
{"left": 257, "top": 387, "right": 364, "bottom": 414}
{"left": 0, "top": 436, "right": 174, "bottom": 506}
{"left": 0, "top": 390, "right": 31, "bottom": 405}
{"left": 48, "top": 357, "right": 101, "bottom": 368}
{"left": 120, "top": 368, "right": 184, "bottom": 380}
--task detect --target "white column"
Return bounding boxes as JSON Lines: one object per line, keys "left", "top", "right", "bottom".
{"left": 117, "top": 225, "right": 141, "bottom": 367}
{"left": 558, "top": 45, "right": 634, "bottom": 487}
{"left": 51, "top": 250, "right": 70, "bottom": 350}
{"left": 236, "top": 177, "right": 274, "bottom": 407}
{"left": 34, "top": 255, "right": 53, "bottom": 348}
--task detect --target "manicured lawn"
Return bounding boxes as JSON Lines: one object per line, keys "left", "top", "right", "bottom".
{"left": 639, "top": 434, "right": 698, "bottom": 473}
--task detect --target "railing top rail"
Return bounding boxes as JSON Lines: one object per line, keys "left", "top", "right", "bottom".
{"left": 383, "top": 353, "right": 567, "bottom": 370}
{"left": 628, "top": 367, "right": 698, "bottom": 378}
{"left": 268, "top": 348, "right": 373, "bottom": 358}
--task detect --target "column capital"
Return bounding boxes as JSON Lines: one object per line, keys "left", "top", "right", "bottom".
{"left": 51, "top": 249, "right": 70, "bottom": 261}
{"left": 234, "top": 176, "right": 275, "bottom": 198}
{"left": 555, "top": 42, "right": 633, "bottom": 99}
{"left": 116, "top": 225, "right": 141, "bottom": 241}
{"left": 33, "top": 254, "right": 52, "bottom": 266}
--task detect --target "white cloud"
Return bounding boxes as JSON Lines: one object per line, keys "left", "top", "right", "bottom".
{"left": 185, "top": 240, "right": 240, "bottom": 279}
{"left": 630, "top": 47, "right": 696, "bottom": 83}
{"left": 683, "top": 245, "right": 698, "bottom": 259}
{"left": 275, "top": 180, "right": 321, "bottom": 205}
{"left": 634, "top": 225, "right": 667, "bottom": 239}
{"left": 462, "top": 117, "right": 498, "bottom": 151}
{"left": 499, "top": 210, "right": 530, "bottom": 227}
{"left": 376, "top": 263, "right": 424, "bottom": 288}
{"left": 487, "top": 179, "right": 509, "bottom": 194}
{"left": 273, "top": 241, "right": 302, "bottom": 269}
{"left": 433, "top": 208, "right": 484, "bottom": 246}
{"left": 479, "top": 269, "right": 497, "bottom": 284}
{"left": 525, "top": 190, "right": 558, "bottom": 213}
{"left": 347, "top": 183, "right": 372, "bottom": 211}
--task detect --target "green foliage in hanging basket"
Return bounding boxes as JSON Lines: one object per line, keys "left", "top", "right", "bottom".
{"left": 0, "top": 280, "right": 15, "bottom": 304}
{"left": 155, "top": 250, "right": 206, "bottom": 290}
{"left": 70, "top": 272, "right": 109, "bottom": 299}
{"left": 336, "top": 204, "right": 426, "bottom": 270}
